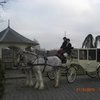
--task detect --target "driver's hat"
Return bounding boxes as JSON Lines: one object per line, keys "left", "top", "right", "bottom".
{"left": 63, "top": 37, "right": 67, "bottom": 40}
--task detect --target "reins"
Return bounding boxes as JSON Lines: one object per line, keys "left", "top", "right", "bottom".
{"left": 17, "top": 50, "right": 58, "bottom": 73}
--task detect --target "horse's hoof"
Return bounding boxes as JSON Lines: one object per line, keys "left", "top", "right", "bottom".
{"left": 38, "top": 86, "right": 44, "bottom": 90}
{"left": 34, "top": 82, "right": 39, "bottom": 89}
{"left": 25, "top": 84, "right": 29, "bottom": 87}
{"left": 29, "top": 85, "right": 33, "bottom": 87}
{"left": 34, "top": 85, "right": 39, "bottom": 89}
{"left": 53, "top": 85, "right": 59, "bottom": 88}
{"left": 34, "top": 86, "right": 39, "bottom": 89}
{"left": 34, "top": 87, "right": 38, "bottom": 89}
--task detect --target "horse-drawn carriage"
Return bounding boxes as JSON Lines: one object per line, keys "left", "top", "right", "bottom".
{"left": 15, "top": 48, "right": 100, "bottom": 89}
{"left": 66, "top": 48, "right": 100, "bottom": 83}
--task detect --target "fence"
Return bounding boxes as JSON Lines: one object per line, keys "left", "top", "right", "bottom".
{"left": 0, "top": 59, "right": 5, "bottom": 99}
{"left": 2, "top": 49, "right": 17, "bottom": 69}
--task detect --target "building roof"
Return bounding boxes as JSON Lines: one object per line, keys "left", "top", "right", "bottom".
{"left": 0, "top": 26, "right": 39, "bottom": 46}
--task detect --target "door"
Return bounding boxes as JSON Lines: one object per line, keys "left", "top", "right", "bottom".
{"left": 86, "top": 49, "right": 97, "bottom": 72}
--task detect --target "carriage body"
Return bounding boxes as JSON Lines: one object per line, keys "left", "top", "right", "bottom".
{"left": 66, "top": 48, "right": 100, "bottom": 83}
{"left": 71, "top": 48, "right": 100, "bottom": 72}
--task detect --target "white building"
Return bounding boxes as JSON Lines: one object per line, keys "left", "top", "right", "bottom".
{"left": 0, "top": 26, "right": 39, "bottom": 58}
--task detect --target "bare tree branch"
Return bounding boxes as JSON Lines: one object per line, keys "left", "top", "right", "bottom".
{"left": 0, "top": 0, "right": 10, "bottom": 23}
{"left": 0, "top": 0, "right": 7, "bottom": 9}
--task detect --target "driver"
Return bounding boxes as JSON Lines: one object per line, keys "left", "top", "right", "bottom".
{"left": 58, "top": 37, "right": 73, "bottom": 63}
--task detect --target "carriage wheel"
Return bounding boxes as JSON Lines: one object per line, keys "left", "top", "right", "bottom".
{"left": 47, "top": 70, "right": 55, "bottom": 80}
{"left": 97, "top": 67, "right": 100, "bottom": 78}
{"left": 66, "top": 66, "right": 77, "bottom": 83}
{"left": 86, "top": 71, "right": 97, "bottom": 78}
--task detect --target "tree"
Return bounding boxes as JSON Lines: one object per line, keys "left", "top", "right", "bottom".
{"left": 82, "top": 34, "right": 100, "bottom": 48}
{"left": 0, "top": 0, "right": 9, "bottom": 22}
{"left": 0, "top": 1, "right": 11, "bottom": 99}
{"left": 0, "top": 0, "right": 7, "bottom": 8}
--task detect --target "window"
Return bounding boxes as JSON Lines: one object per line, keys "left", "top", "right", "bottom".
{"left": 79, "top": 50, "right": 87, "bottom": 60}
{"left": 88, "top": 50, "right": 96, "bottom": 60}
{"left": 97, "top": 49, "right": 100, "bottom": 62}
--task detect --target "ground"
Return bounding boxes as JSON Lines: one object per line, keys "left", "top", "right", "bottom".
{"left": 2, "top": 70, "right": 100, "bottom": 100}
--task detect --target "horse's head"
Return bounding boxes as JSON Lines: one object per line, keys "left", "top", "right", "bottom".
{"left": 14, "top": 50, "right": 26, "bottom": 68}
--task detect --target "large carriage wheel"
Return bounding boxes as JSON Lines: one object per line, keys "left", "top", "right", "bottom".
{"left": 86, "top": 71, "right": 97, "bottom": 78}
{"left": 66, "top": 66, "right": 77, "bottom": 83}
{"left": 47, "top": 70, "right": 55, "bottom": 80}
{"left": 97, "top": 67, "right": 100, "bottom": 78}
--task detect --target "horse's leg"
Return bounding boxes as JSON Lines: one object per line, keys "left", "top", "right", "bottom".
{"left": 25, "top": 70, "right": 29, "bottom": 86}
{"left": 54, "top": 69, "right": 60, "bottom": 88}
{"left": 37, "top": 70, "right": 44, "bottom": 90}
{"left": 28, "top": 69, "right": 33, "bottom": 86}
{"left": 34, "top": 72, "right": 39, "bottom": 89}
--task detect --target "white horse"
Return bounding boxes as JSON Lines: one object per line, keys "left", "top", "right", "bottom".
{"left": 16, "top": 50, "right": 62, "bottom": 90}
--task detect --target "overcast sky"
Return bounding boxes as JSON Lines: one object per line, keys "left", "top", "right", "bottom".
{"left": 0, "top": 0, "right": 100, "bottom": 50}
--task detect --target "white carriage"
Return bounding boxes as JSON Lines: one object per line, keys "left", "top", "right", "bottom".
{"left": 67, "top": 48, "right": 100, "bottom": 83}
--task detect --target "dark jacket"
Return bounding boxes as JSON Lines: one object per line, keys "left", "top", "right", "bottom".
{"left": 65, "top": 43, "right": 72, "bottom": 54}
{"left": 60, "top": 40, "right": 68, "bottom": 50}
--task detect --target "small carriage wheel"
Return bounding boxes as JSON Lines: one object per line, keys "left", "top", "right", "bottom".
{"left": 97, "top": 67, "right": 100, "bottom": 78}
{"left": 47, "top": 70, "right": 55, "bottom": 80}
{"left": 66, "top": 66, "right": 77, "bottom": 83}
{"left": 86, "top": 71, "right": 97, "bottom": 78}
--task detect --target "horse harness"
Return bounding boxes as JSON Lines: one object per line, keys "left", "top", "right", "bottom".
{"left": 18, "top": 52, "right": 60, "bottom": 73}
{"left": 27, "top": 56, "right": 59, "bottom": 73}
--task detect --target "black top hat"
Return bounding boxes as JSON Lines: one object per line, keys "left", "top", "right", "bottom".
{"left": 63, "top": 37, "right": 67, "bottom": 39}
{"left": 67, "top": 38, "right": 70, "bottom": 41}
